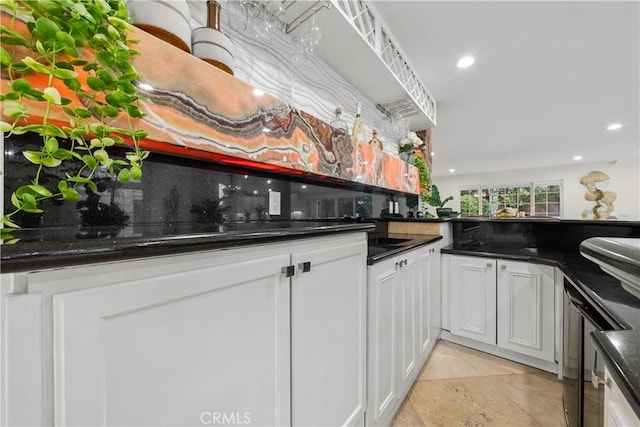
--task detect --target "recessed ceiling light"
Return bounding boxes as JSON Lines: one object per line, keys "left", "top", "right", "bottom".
{"left": 253, "top": 190, "right": 258, "bottom": 194}
{"left": 607, "top": 123, "right": 622, "bottom": 131}
{"left": 430, "top": 152, "right": 435, "bottom": 156}
{"left": 573, "top": 155, "right": 582, "bottom": 161}
{"left": 449, "top": 168, "right": 456, "bottom": 173}
{"left": 301, "top": 185, "right": 307, "bottom": 189}
{"left": 456, "top": 56, "right": 475, "bottom": 69}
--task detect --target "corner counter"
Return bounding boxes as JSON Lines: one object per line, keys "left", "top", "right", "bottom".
{"left": 441, "top": 241, "right": 640, "bottom": 418}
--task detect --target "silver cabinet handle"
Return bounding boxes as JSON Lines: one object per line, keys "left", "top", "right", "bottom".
{"left": 281, "top": 265, "right": 295, "bottom": 277}
{"left": 298, "top": 261, "right": 311, "bottom": 273}
{"left": 486, "top": 262, "right": 493, "bottom": 268}
{"left": 501, "top": 264, "right": 507, "bottom": 270}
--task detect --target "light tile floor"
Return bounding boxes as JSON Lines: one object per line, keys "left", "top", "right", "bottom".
{"left": 392, "top": 340, "right": 566, "bottom": 426}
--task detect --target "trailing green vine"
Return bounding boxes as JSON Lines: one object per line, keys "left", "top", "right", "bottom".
{"left": 0, "top": 0, "right": 149, "bottom": 242}
{"left": 413, "top": 155, "right": 431, "bottom": 206}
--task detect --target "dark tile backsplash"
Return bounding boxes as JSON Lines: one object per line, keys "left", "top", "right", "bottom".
{"left": 3, "top": 134, "right": 416, "bottom": 241}
{"left": 452, "top": 219, "right": 639, "bottom": 254}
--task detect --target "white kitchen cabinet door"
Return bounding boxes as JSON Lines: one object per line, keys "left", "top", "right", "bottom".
{"left": 429, "top": 243, "right": 442, "bottom": 347}
{"left": 367, "top": 257, "right": 401, "bottom": 427}
{"left": 604, "top": 367, "right": 640, "bottom": 427}
{"left": 291, "top": 240, "right": 367, "bottom": 427}
{"left": 52, "top": 252, "right": 291, "bottom": 427}
{"left": 1, "top": 275, "right": 44, "bottom": 427}
{"left": 497, "top": 260, "right": 555, "bottom": 362}
{"left": 398, "top": 252, "right": 418, "bottom": 392}
{"left": 366, "top": 245, "right": 426, "bottom": 427}
{"left": 450, "top": 256, "right": 497, "bottom": 345}
{"left": 418, "top": 243, "right": 441, "bottom": 360}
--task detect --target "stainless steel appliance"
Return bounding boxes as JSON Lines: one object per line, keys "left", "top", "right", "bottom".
{"left": 563, "top": 278, "right": 615, "bottom": 427}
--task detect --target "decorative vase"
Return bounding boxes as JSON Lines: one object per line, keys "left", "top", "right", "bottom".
{"left": 191, "top": 28, "right": 236, "bottom": 75}
{"left": 436, "top": 207, "right": 452, "bottom": 218}
{"left": 127, "top": 0, "right": 192, "bottom": 53}
{"left": 191, "top": 0, "right": 236, "bottom": 75}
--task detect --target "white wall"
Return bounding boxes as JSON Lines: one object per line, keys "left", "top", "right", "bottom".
{"left": 433, "top": 158, "right": 640, "bottom": 220}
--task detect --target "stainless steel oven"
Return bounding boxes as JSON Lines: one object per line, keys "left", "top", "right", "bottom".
{"left": 563, "top": 278, "right": 613, "bottom": 427}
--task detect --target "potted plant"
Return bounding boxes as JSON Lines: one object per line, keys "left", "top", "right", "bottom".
{"left": 0, "top": 0, "right": 149, "bottom": 242}
{"left": 398, "top": 131, "right": 422, "bottom": 162}
{"left": 423, "top": 184, "right": 455, "bottom": 217}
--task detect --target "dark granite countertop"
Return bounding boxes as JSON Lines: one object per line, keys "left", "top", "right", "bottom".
{"left": 1, "top": 221, "right": 375, "bottom": 273}
{"left": 442, "top": 242, "right": 640, "bottom": 417}
{"left": 367, "top": 233, "right": 443, "bottom": 265}
{"left": 374, "top": 218, "right": 452, "bottom": 223}
{"left": 450, "top": 217, "right": 640, "bottom": 225}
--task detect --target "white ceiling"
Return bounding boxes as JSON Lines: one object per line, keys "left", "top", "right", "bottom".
{"left": 367, "top": 0, "right": 640, "bottom": 177}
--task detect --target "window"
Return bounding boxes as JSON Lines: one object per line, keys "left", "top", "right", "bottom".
{"left": 460, "top": 189, "right": 482, "bottom": 216}
{"left": 460, "top": 181, "right": 562, "bottom": 217}
{"left": 534, "top": 184, "right": 561, "bottom": 217}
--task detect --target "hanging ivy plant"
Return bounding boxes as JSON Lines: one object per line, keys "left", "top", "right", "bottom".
{"left": 413, "top": 155, "right": 431, "bottom": 206}
{"left": 0, "top": 0, "right": 149, "bottom": 242}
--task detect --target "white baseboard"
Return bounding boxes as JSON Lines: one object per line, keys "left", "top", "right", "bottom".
{"left": 440, "top": 331, "right": 559, "bottom": 375}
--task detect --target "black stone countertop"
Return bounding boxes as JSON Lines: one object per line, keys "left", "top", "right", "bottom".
{"left": 375, "top": 217, "right": 452, "bottom": 223}
{"left": 442, "top": 242, "right": 640, "bottom": 418}
{"left": 1, "top": 221, "right": 375, "bottom": 274}
{"left": 450, "top": 217, "right": 640, "bottom": 225}
{"left": 367, "top": 233, "right": 443, "bottom": 265}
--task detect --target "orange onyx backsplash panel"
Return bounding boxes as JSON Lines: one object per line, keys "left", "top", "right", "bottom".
{"left": 0, "top": 19, "right": 420, "bottom": 195}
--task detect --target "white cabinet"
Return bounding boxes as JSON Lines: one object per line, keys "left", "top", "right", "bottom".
{"left": 1, "top": 233, "right": 367, "bottom": 427}
{"left": 367, "top": 255, "right": 399, "bottom": 427}
{"left": 449, "top": 256, "right": 497, "bottom": 346}
{"left": 398, "top": 251, "right": 418, "bottom": 388}
{"left": 604, "top": 367, "right": 640, "bottom": 427}
{"left": 418, "top": 243, "right": 441, "bottom": 359}
{"left": 366, "top": 241, "right": 440, "bottom": 427}
{"left": 447, "top": 255, "right": 556, "bottom": 368}
{"left": 497, "top": 260, "right": 555, "bottom": 362}
{"left": 52, "top": 252, "right": 292, "bottom": 427}
{"left": 291, "top": 241, "right": 367, "bottom": 427}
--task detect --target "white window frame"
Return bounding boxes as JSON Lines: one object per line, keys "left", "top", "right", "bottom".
{"left": 459, "top": 180, "right": 563, "bottom": 217}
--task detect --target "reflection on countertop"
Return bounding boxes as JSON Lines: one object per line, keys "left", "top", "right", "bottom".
{"left": 367, "top": 233, "right": 443, "bottom": 265}
{"left": 1, "top": 220, "right": 375, "bottom": 273}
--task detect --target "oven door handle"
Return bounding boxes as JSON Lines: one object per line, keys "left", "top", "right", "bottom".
{"left": 572, "top": 301, "right": 611, "bottom": 333}
{"left": 566, "top": 286, "right": 611, "bottom": 330}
